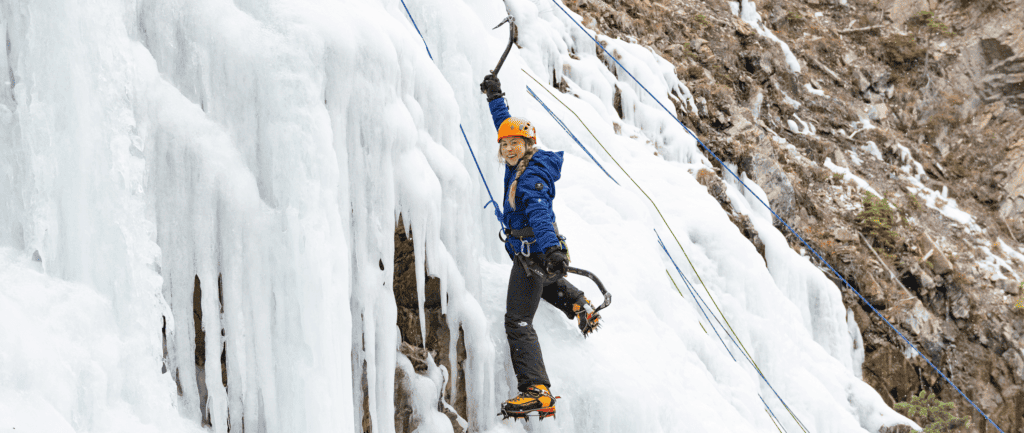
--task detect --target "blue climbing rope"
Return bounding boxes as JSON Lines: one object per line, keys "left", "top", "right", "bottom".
{"left": 400, "top": 0, "right": 504, "bottom": 227}
{"left": 399, "top": 2, "right": 803, "bottom": 430}
{"left": 663, "top": 245, "right": 738, "bottom": 364}
{"left": 548, "top": 1, "right": 1004, "bottom": 430}
{"left": 399, "top": 0, "right": 433, "bottom": 60}
{"left": 460, "top": 125, "right": 504, "bottom": 225}
{"left": 668, "top": 267, "right": 793, "bottom": 433}
{"left": 521, "top": 42, "right": 806, "bottom": 429}
{"left": 659, "top": 230, "right": 811, "bottom": 433}
{"left": 762, "top": 395, "right": 790, "bottom": 433}
{"left": 525, "top": 85, "right": 620, "bottom": 185}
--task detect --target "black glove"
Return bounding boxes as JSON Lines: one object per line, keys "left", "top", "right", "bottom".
{"left": 543, "top": 246, "right": 568, "bottom": 277}
{"left": 480, "top": 74, "right": 504, "bottom": 102}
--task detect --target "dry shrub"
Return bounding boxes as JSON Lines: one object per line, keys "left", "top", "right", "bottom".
{"left": 880, "top": 35, "right": 926, "bottom": 71}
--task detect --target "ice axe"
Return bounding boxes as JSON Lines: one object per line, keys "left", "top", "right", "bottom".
{"left": 517, "top": 255, "right": 613, "bottom": 313}
{"left": 489, "top": 15, "right": 517, "bottom": 76}
{"left": 567, "top": 266, "right": 612, "bottom": 313}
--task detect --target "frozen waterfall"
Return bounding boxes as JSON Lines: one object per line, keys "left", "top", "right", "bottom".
{"left": 0, "top": 0, "right": 912, "bottom": 432}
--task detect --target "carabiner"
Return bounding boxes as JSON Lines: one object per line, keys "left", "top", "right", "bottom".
{"left": 520, "top": 239, "right": 535, "bottom": 257}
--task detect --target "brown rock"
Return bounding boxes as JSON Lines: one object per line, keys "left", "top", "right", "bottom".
{"left": 728, "top": 212, "right": 766, "bottom": 261}
{"left": 861, "top": 273, "right": 888, "bottom": 307}
{"left": 882, "top": 0, "right": 929, "bottom": 25}
{"left": 831, "top": 149, "right": 851, "bottom": 168}
{"left": 740, "top": 149, "right": 797, "bottom": 223}
{"left": 950, "top": 287, "right": 971, "bottom": 320}
{"left": 978, "top": 380, "right": 1004, "bottom": 412}
{"left": 834, "top": 227, "right": 859, "bottom": 243}
{"left": 696, "top": 168, "right": 733, "bottom": 210}
{"left": 1004, "top": 279, "right": 1021, "bottom": 295}
{"left": 856, "top": 69, "right": 871, "bottom": 94}
{"left": 888, "top": 299, "right": 941, "bottom": 340}
{"left": 394, "top": 355, "right": 420, "bottom": 433}
{"left": 394, "top": 223, "right": 442, "bottom": 310}
{"left": 999, "top": 135, "right": 1024, "bottom": 221}
{"left": 393, "top": 219, "right": 468, "bottom": 428}
{"left": 918, "top": 233, "right": 955, "bottom": 275}
{"left": 362, "top": 361, "right": 373, "bottom": 433}
{"left": 735, "top": 18, "right": 756, "bottom": 37}
{"left": 878, "top": 424, "right": 916, "bottom": 433}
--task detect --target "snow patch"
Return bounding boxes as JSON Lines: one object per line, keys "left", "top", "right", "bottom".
{"left": 824, "top": 158, "right": 884, "bottom": 199}
{"left": 804, "top": 83, "right": 826, "bottom": 96}
{"left": 730, "top": 0, "right": 802, "bottom": 73}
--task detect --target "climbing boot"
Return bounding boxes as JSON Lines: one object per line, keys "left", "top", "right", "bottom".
{"left": 499, "top": 384, "right": 556, "bottom": 420}
{"left": 574, "top": 298, "right": 601, "bottom": 337}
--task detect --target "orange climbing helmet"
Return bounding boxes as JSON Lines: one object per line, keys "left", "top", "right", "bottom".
{"left": 497, "top": 117, "right": 536, "bottom": 142}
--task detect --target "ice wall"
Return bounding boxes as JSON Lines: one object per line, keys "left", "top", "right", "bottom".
{"left": 0, "top": 0, "right": 913, "bottom": 432}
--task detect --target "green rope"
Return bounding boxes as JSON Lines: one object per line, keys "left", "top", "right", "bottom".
{"left": 666, "top": 269, "right": 685, "bottom": 298}
{"left": 767, "top": 409, "right": 785, "bottom": 433}
{"left": 528, "top": 71, "right": 807, "bottom": 431}
{"left": 524, "top": 69, "right": 750, "bottom": 352}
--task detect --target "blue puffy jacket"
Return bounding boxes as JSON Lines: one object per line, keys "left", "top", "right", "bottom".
{"left": 488, "top": 97, "right": 564, "bottom": 259}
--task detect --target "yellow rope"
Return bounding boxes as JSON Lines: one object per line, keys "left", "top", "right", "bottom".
{"left": 526, "top": 71, "right": 808, "bottom": 432}
{"left": 523, "top": 68, "right": 749, "bottom": 351}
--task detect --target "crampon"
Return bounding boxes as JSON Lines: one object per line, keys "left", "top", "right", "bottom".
{"left": 578, "top": 310, "right": 601, "bottom": 337}
{"left": 574, "top": 299, "right": 602, "bottom": 337}
{"left": 498, "top": 385, "right": 560, "bottom": 421}
{"left": 498, "top": 406, "right": 558, "bottom": 421}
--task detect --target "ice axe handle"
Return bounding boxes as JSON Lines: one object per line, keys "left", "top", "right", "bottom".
{"left": 490, "top": 16, "right": 516, "bottom": 76}
{"left": 567, "top": 266, "right": 612, "bottom": 312}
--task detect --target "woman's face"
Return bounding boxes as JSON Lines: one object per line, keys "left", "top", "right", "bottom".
{"left": 499, "top": 136, "right": 527, "bottom": 166}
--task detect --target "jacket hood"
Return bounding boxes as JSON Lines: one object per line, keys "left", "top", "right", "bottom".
{"left": 528, "top": 149, "right": 563, "bottom": 183}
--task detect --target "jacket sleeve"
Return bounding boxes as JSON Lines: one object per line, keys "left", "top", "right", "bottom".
{"left": 519, "top": 173, "right": 561, "bottom": 253}
{"left": 488, "top": 97, "right": 511, "bottom": 131}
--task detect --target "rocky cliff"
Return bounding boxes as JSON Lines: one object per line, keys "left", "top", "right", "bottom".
{"left": 559, "top": 0, "right": 1024, "bottom": 430}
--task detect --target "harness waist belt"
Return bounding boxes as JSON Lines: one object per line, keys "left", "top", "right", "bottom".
{"left": 504, "top": 223, "right": 561, "bottom": 240}
{"left": 504, "top": 227, "right": 535, "bottom": 238}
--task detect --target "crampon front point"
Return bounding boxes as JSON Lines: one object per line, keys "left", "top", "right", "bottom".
{"left": 498, "top": 405, "right": 557, "bottom": 421}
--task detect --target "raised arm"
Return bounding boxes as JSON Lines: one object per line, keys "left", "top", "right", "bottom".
{"left": 481, "top": 74, "right": 510, "bottom": 130}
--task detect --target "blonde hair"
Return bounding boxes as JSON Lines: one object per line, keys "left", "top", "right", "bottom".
{"left": 506, "top": 145, "right": 538, "bottom": 210}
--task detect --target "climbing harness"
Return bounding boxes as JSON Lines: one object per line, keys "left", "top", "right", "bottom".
{"left": 499, "top": 227, "right": 539, "bottom": 257}
{"left": 545, "top": 1, "right": 1005, "bottom": 430}
{"left": 503, "top": 223, "right": 613, "bottom": 311}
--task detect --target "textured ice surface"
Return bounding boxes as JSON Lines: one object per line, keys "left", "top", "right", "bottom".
{"left": 0, "top": 0, "right": 911, "bottom": 432}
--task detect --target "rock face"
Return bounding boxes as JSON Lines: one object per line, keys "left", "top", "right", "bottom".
{"left": 741, "top": 148, "right": 797, "bottom": 224}
{"left": 564, "top": 0, "right": 1024, "bottom": 430}
{"left": 388, "top": 219, "right": 468, "bottom": 433}
{"left": 999, "top": 135, "right": 1024, "bottom": 225}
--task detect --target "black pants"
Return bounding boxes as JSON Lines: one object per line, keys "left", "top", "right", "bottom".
{"left": 505, "top": 257, "right": 586, "bottom": 392}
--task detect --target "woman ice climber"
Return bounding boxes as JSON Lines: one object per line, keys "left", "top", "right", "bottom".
{"left": 480, "top": 73, "right": 601, "bottom": 420}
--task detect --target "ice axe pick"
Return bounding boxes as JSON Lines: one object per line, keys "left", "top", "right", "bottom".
{"left": 490, "top": 15, "right": 517, "bottom": 76}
